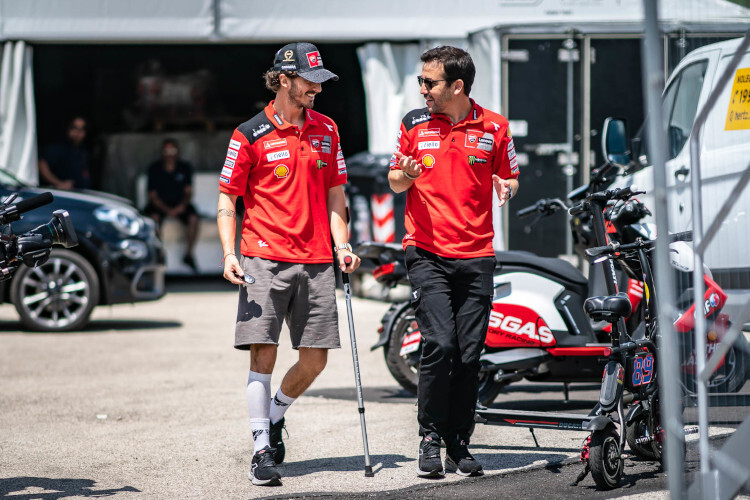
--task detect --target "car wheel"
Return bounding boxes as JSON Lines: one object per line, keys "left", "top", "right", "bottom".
{"left": 10, "top": 249, "right": 99, "bottom": 332}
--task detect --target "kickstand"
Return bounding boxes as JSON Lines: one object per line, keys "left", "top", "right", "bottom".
{"left": 570, "top": 463, "right": 590, "bottom": 486}
{"left": 529, "top": 428, "right": 540, "bottom": 447}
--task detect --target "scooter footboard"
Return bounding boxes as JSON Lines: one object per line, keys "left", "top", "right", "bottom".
{"left": 474, "top": 408, "right": 594, "bottom": 431}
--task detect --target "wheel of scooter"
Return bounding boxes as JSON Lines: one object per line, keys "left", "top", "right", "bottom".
{"left": 589, "top": 426, "right": 624, "bottom": 490}
{"left": 684, "top": 331, "right": 747, "bottom": 394}
{"left": 477, "top": 370, "right": 505, "bottom": 407}
{"left": 626, "top": 414, "right": 659, "bottom": 461}
{"left": 384, "top": 306, "right": 419, "bottom": 395}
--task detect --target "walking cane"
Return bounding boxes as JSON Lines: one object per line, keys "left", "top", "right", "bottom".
{"left": 342, "top": 255, "right": 374, "bottom": 477}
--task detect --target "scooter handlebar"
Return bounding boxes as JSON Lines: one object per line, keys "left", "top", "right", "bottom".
{"left": 516, "top": 201, "right": 542, "bottom": 218}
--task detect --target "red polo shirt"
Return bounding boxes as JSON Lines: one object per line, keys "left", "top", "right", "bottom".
{"left": 391, "top": 100, "right": 518, "bottom": 258}
{"left": 219, "top": 101, "right": 347, "bottom": 263}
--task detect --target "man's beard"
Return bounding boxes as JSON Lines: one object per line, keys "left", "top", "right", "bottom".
{"left": 288, "top": 79, "right": 315, "bottom": 109}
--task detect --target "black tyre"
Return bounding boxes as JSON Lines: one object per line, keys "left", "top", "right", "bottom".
{"left": 384, "top": 306, "right": 420, "bottom": 395}
{"left": 626, "top": 414, "right": 659, "bottom": 461}
{"left": 10, "top": 249, "right": 99, "bottom": 332}
{"left": 477, "top": 369, "right": 505, "bottom": 407}
{"left": 589, "top": 426, "right": 624, "bottom": 490}
{"left": 683, "top": 324, "right": 748, "bottom": 394}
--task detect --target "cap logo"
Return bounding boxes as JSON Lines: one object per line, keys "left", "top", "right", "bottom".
{"left": 283, "top": 50, "right": 295, "bottom": 62}
{"left": 306, "top": 51, "right": 322, "bottom": 68}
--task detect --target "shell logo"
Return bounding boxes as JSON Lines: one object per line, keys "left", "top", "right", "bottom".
{"left": 274, "top": 164, "right": 289, "bottom": 178}
{"left": 422, "top": 154, "right": 435, "bottom": 168}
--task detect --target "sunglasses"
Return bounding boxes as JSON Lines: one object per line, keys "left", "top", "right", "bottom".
{"left": 417, "top": 76, "right": 449, "bottom": 90}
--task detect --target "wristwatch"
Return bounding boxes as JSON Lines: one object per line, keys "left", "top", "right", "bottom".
{"left": 334, "top": 243, "right": 353, "bottom": 253}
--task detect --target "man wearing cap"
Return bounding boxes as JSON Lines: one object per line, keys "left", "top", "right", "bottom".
{"left": 389, "top": 46, "right": 519, "bottom": 478}
{"left": 216, "top": 42, "right": 360, "bottom": 486}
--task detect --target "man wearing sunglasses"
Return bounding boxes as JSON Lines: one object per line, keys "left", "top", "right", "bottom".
{"left": 217, "top": 42, "right": 360, "bottom": 487}
{"left": 388, "top": 46, "right": 520, "bottom": 479}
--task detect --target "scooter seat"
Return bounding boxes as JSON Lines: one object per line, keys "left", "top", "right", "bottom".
{"left": 584, "top": 293, "right": 632, "bottom": 323}
{"left": 495, "top": 251, "right": 588, "bottom": 286}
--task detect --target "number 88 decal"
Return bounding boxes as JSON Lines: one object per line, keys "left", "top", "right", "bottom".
{"left": 632, "top": 354, "right": 654, "bottom": 387}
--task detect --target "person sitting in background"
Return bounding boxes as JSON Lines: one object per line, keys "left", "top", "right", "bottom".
{"left": 38, "top": 116, "right": 91, "bottom": 190}
{"left": 143, "top": 138, "right": 200, "bottom": 272}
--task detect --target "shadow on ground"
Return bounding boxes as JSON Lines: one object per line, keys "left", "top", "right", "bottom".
{"left": 0, "top": 319, "right": 182, "bottom": 334}
{"left": 0, "top": 477, "right": 139, "bottom": 499}
{"left": 304, "top": 386, "right": 417, "bottom": 405}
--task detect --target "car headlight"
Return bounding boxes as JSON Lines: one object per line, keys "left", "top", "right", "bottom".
{"left": 94, "top": 206, "right": 143, "bottom": 236}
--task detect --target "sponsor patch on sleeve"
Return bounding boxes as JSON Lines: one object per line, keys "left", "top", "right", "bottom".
{"left": 226, "top": 148, "right": 238, "bottom": 160}
{"left": 510, "top": 155, "right": 519, "bottom": 174}
{"left": 224, "top": 158, "right": 235, "bottom": 168}
{"left": 221, "top": 167, "right": 233, "bottom": 178}
{"left": 220, "top": 175, "right": 231, "bottom": 184}
{"left": 229, "top": 139, "right": 241, "bottom": 150}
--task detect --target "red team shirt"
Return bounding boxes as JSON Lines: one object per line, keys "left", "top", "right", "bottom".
{"left": 391, "top": 100, "right": 519, "bottom": 259}
{"left": 219, "top": 101, "right": 347, "bottom": 263}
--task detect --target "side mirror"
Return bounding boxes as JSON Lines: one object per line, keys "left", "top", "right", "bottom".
{"left": 602, "top": 117, "right": 631, "bottom": 169}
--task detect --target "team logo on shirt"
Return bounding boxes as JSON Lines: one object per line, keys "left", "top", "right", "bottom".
{"left": 267, "top": 150, "right": 291, "bottom": 162}
{"left": 419, "top": 129, "right": 440, "bottom": 137}
{"left": 264, "top": 138, "right": 287, "bottom": 150}
{"left": 306, "top": 51, "right": 322, "bottom": 68}
{"left": 309, "top": 135, "right": 332, "bottom": 153}
{"left": 422, "top": 154, "right": 435, "bottom": 168}
{"left": 418, "top": 141, "right": 439, "bottom": 150}
{"left": 468, "top": 155, "right": 488, "bottom": 165}
{"left": 478, "top": 135, "right": 494, "bottom": 151}
{"left": 465, "top": 130, "right": 482, "bottom": 148}
{"left": 274, "top": 165, "right": 290, "bottom": 178}
{"left": 411, "top": 113, "right": 431, "bottom": 125}
{"left": 252, "top": 123, "right": 271, "bottom": 137}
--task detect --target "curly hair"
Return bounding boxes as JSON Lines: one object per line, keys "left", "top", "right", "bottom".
{"left": 264, "top": 69, "right": 298, "bottom": 92}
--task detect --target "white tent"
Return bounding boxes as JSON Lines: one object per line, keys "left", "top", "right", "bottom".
{"left": 1, "top": 0, "right": 748, "bottom": 43}
{"left": 0, "top": 0, "right": 748, "bottom": 250}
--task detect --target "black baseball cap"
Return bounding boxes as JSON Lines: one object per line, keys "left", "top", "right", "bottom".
{"left": 272, "top": 42, "right": 339, "bottom": 83}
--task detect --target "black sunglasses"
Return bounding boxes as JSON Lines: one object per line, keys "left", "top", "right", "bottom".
{"left": 417, "top": 76, "right": 449, "bottom": 90}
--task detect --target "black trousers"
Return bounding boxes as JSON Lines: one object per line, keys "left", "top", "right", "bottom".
{"left": 404, "top": 246, "right": 495, "bottom": 443}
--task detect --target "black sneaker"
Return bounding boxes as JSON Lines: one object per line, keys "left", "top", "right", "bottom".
{"left": 418, "top": 434, "right": 444, "bottom": 477}
{"left": 269, "top": 418, "right": 286, "bottom": 464}
{"left": 182, "top": 254, "right": 198, "bottom": 273}
{"left": 445, "top": 439, "right": 484, "bottom": 477}
{"left": 249, "top": 446, "right": 281, "bottom": 486}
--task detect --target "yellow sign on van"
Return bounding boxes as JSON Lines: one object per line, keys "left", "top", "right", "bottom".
{"left": 725, "top": 68, "right": 750, "bottom": 130}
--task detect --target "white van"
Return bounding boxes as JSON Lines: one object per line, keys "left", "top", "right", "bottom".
{"left": 602, "top": 37, "right": 750, "bottom": 325}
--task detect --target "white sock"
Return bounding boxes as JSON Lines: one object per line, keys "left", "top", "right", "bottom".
{"left": 270, "top": 388, "right": 296, "bottom": 424}
{"left": 247, "top": 371, "right": 272, "bottom": 452}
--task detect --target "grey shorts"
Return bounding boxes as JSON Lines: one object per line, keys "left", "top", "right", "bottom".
{"left": 234, "top": 256, "right": 341, "bottom": 350}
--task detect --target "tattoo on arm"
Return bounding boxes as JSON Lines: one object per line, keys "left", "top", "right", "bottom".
{"left": 217, "top": 209, "right": 236, "bottom": 219}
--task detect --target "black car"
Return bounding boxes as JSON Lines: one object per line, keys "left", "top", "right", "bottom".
{"left": 0, "top": 168, "right": 166, "bottom": 331}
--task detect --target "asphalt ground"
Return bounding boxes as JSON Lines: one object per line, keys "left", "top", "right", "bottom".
{"left": 1, "top": 277, "right": 748, "bottom": 499}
